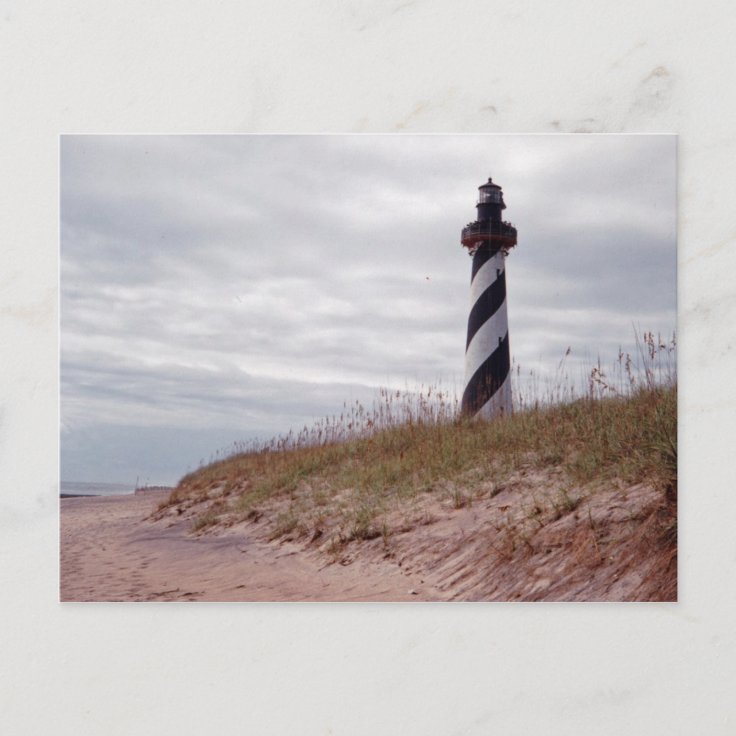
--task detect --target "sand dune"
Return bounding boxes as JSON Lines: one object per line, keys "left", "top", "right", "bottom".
{"left": 61, "top": 473, "right": 675, "bottom": 602}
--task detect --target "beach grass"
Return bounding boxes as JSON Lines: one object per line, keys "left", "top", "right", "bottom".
{"left": 161, "top": 331, "right": 676, "bottom": 544}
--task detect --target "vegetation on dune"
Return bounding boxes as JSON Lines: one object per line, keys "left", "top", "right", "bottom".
{"left": 159, "top": 332, "right": 677, "bottom": 561}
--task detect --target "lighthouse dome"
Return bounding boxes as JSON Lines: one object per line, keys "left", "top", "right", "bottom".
{"left": 477, "top": 178, "right": 505, "bottom": 207}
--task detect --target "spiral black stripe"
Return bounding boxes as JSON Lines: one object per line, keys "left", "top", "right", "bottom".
{"left": 470, "top": 243, "right": 501, "bottom": 281}
{"left": 461, "top": 332, "right": 510, "bottom": 416}
{"left": 465, "top": 272, "right": 506, "bottom": 350}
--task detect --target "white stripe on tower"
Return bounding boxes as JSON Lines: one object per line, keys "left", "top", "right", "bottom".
{"left": 469, "top": 257, "right": 502, "bottom": 305}
{"left": 461, "top": 248, "right": 512, "bottom": 418}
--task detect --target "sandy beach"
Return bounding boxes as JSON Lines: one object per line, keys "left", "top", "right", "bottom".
{"left": 60, "top": 490, "right": 427, "bottom": 601}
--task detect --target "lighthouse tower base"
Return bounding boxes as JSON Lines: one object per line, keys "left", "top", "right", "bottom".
{"left": 461, "top": 247, "right": 512, "bottom": 419}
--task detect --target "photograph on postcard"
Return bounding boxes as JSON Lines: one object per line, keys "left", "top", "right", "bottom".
{"left": 60, "top": 134, "right": 676, "bottom": 601}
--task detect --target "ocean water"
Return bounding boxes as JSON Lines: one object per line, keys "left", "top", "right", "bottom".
{"left": 60, "top": 481, "right": 135, "bottom": 497}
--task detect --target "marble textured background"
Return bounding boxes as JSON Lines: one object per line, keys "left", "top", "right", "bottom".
{"left": 1, "top": 1, "right": 734, "bottom": 733}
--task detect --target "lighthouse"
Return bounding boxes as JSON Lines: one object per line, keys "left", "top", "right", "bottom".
{"left": 460, "top": 177, "right": 517, "bottom": 419}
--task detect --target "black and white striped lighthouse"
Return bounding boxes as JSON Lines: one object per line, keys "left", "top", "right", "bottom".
{"left": 460, "top": 177, "right": 517, "bottom": 419}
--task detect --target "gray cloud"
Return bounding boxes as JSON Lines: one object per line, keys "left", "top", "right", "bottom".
{"left": 61, "top": 135, "right": 676, "bottom": 484}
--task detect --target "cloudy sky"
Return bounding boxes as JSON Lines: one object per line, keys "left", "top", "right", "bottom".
{"left": 61, "top": 135, "right": 676, "bottom": 485}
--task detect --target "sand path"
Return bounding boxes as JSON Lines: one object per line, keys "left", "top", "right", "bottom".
{"left": 60, "top": 491, "right": 432, "bottom": 601}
